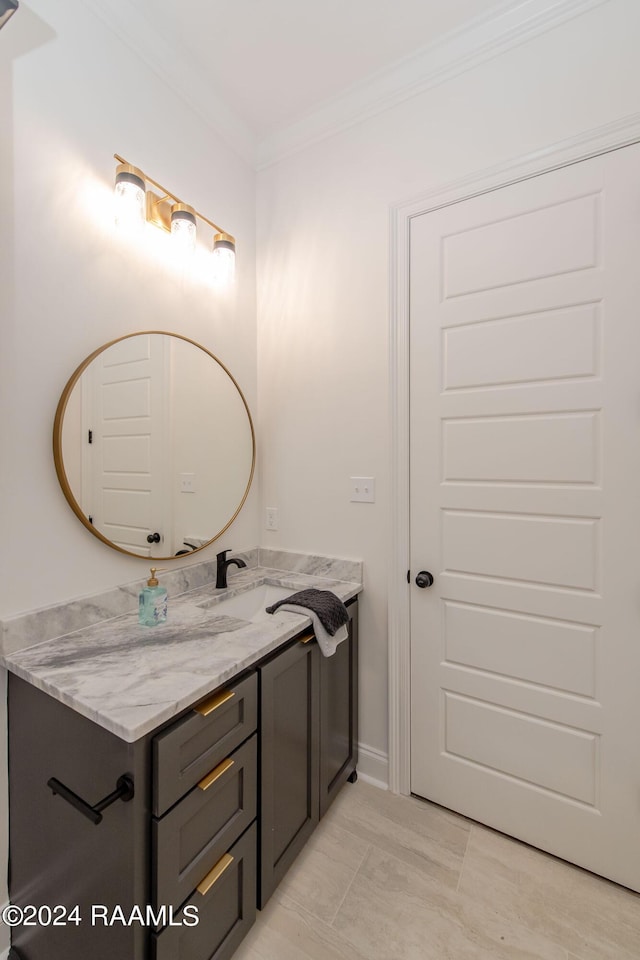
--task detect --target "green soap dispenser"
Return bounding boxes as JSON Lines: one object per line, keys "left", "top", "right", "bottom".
{"left": 139, "top": 567, "right": 168, "bottom": 626}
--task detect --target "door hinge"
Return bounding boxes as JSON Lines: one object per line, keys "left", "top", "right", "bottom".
{"left": 88, "top": 429, "right": 93, "bottom": 444}
{"left": 407, "top": 570, "right": 410, "bottom": 584}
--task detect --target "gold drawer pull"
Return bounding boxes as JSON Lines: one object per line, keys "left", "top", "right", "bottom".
{"left": 198, "top": 757, "right": 234, "bottom": 791}
{"left": 300, "top": 633, "right": 315, "bottom": 644}
{"left": 197, "top": 853, "right": 234, "bottom": 896}
{"left": 195, "top": 688, "right": 235, "bottom": 717}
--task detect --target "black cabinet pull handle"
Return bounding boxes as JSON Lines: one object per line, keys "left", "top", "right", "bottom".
{"left": 47, "top": 775, "right": 134, "bottom": 826}
{"left": 147, "top": 532, "right": 161, "bottom": 543}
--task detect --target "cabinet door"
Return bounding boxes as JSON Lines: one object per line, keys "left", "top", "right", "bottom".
{"left": 258, "top": 635, "right": 319, "bottom": 908}
{"left": 319, "top": 603, "right": 358, "bottom": 816}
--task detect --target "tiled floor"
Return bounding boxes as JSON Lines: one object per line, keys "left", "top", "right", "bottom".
{"left": 235, "top": 780, "right": 640, "bottom": 960}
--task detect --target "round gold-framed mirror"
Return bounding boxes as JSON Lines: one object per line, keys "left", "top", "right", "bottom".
{"left": 53, "top": 331, "right": 255, "bottom": 559}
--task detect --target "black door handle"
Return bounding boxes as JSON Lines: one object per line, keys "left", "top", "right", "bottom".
{"left": 147, "top": 532, "right": 161, "bottom": 544}
{"left": 415, "top": 571, "right": 434, "bottom": 588}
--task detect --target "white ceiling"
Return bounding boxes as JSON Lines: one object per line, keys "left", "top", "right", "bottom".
{"left": 125, "top": 0, "right": 523, "bottom": 141}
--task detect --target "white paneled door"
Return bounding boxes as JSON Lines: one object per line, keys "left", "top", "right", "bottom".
{"left": 84, "top": 333, "right": 170, "bottom": 556}
{"left": 409, "top": 144, "right": 640, "bottom": 891}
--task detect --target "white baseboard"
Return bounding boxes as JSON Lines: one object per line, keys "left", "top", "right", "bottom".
{"left": 357, "top": 742, "right": 389, "bottom": 790}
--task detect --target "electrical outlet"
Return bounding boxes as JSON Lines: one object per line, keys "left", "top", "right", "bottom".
{"left": 180, "top": 473, "right": 196, "bottom": 493}
{"left": 266, "top": 507, "right": 279, "bottom": 531}
{"left": 350, "top": 477, "right": 375, "bottom": 503}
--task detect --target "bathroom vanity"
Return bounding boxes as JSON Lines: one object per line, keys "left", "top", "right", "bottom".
{"left": 3, "top": 562, "right": 359, "bottom": 960}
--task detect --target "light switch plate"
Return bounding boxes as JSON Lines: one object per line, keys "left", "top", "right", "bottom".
{"left": 180, "top": 473, "right": 196, "bottom": 493}
{"left": 350, "top": 477, "right": 375, "bottom": 503}
{"left": 266, "top": 507, "right": 279, "bottom": 530}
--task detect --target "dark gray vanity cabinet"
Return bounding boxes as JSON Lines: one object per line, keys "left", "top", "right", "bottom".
{"left": 8, "top": 671, "right": 258, "bottom": 960}
{"left": 7, "top": 597, "right": 359, "bottom": 959}
{"left": 258, "top": 600, "right": 358, "bottom": 907}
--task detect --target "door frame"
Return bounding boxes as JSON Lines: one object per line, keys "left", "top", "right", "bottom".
{"left": 388, "top": 111, "right": 640, "bottom": 797}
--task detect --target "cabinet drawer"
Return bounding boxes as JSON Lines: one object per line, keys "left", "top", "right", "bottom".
{"left": 153, "top": 734, "right": 256, "bottom": 910}
{"left": 153, "top": 671, "right": 257, "bottom": 816}
{"left": 151, "top": 822, "right": 256, "bottom": 960}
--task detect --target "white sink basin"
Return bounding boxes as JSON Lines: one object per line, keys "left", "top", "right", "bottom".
{"left": 204, "top": 584, "right": 298, "bottom": 623}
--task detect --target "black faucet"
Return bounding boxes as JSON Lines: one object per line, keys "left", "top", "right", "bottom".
{"left": 216, "top": 549, "right": 247, "bottom": 589}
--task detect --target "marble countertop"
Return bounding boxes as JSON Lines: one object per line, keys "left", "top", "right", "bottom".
{"left": 2, "top": 565, "right": 361, "bottom": 743}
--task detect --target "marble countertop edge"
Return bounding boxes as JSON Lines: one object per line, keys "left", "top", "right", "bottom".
{"left": 2, "top": 564, "right": 362, "bottom": 743}
{"left": 4, "top": 615, "right": 311, "bottom": 742}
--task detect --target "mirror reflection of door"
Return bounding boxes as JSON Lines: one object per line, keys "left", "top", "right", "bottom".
{"left": 82, "top": 334, "right": 169, "bottom": 557}
{"left": 55, "top": 332, "right": 255, "bottom": 559}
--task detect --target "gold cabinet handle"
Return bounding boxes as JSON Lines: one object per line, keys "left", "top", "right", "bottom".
{"left": 300, "top": 633, "right": 315, "bottom": 644}
{"left": 197, "top": 853, "right": 234, "bottom": 896}
{"left": 198, "top": 757, "right": 234, "bottom": 791}
{"left": 194, "top": 688, "right": 235, "bottom": 717}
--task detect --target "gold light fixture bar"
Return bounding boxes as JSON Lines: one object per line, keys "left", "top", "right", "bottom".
{"left": 113, "top": 153, "right": 235, "bottom": 244}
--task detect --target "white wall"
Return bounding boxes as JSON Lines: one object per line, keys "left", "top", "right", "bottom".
{"left": 256, "top": 0, "right": 640, "bottom": 772}
{"left": 0, "top": 0, "right": 258, "bottom": 621}
{"left": 170, "top": 336, "right": 254, "bottom": 552}
{"left": 0, "top": 0, "right": 258, "bottom": 929}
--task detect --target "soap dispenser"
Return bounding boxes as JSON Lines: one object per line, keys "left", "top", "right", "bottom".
{"left": 139, "top": 568, "right": 168, "bottom": 626}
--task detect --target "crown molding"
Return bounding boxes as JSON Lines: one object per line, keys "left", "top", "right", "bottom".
{"left": 256, "top": 0, "right": 611, "bottom": 170}
{"left": 77, "top": 0, "right": 257, "bottom": 166}
{"left": 77, "top": 0, "right": 611, "bottom": 172}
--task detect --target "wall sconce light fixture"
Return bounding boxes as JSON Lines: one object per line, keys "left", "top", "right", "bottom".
{"left": 212, "top": 232, "right": 236, "bottom": 286}
{"left": 113, "top": 154, "right": 236, "bottom": 282}
{"left": 171, "top": 203, "right": 197, "bottom": 255}
{"left": 0, "top": 0, "right": 18, "bottom": 31}
{"left": 114, "top": 163, "right": 146, "bottom": 231}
